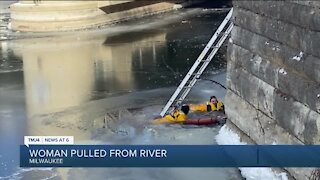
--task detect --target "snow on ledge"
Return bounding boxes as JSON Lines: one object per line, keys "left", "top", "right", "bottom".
{"left": 216, "top": 125, "right": 288, "bottom": 180}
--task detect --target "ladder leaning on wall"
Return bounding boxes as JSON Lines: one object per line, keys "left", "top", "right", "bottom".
{"left": 159, "top": 8, "right": 234, "bottom": 117}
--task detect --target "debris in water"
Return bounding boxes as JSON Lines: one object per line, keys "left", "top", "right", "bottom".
{"left": 278, "top": 68, "right": 287, "bottom": 75}
{"left": 292, "top": 51, "right": 303, "bottom": 61}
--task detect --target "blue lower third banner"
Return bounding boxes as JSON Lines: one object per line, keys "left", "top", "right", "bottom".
{"left": 20, "top": 145, "right": 320, "bottom": 167}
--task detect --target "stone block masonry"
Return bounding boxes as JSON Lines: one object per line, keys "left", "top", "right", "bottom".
{"left": 226, "top": 1, "right": 320, "bottom": 179}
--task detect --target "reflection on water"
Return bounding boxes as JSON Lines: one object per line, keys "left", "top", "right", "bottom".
{"left": 10, "top": 29, "right": 191, "bottom": 117}
{"left": 7, "top": 10, "right": 227, "bottom": 117}
{"left": 0, "top": 8, "right": 239, "bottom": 179}
{"left": 15, "top": 31, "right": 168, "bottom": 116}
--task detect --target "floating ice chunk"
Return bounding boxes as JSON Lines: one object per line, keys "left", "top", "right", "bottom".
{"left": 317, "top": 94, "right": 320, "bottom": 98}
{"left": 292, "top": 56, "right": 301, "bottom": 61}
{"left": 255, "top": 56, "right": 262, "bottom": 64}
{"left": 292, "top": 51, "right": 303, "bottom": 61}
{"left": 271, "top": 46, "right": 280, "bottom": 51}
{"left": 216, "top": 125, "right": 246, "bottom": 145}
{"left": 265, "top": 41, "right": 269, "bottom": 45}
{"left": 241, "top": 168, "right": 288, "bottom": 180}
{"left": 229, "top": 38, "right": 233, "bottom": 43}
{"left": 278, "top": 68, "right": 287, "bottom": 75}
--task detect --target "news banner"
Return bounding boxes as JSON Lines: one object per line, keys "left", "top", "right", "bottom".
{"left": 21, "top": 136, "right": 320, "bottom": 167}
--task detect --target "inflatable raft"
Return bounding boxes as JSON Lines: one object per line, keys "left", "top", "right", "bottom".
{"left": 184, "top": 116, "right": 226, "bottom": 125}
{"left": 152, "top": 111, "right": 226, "bottom": 126}
{"left": 185, "top": 111, "right": 226, "bottom": 125}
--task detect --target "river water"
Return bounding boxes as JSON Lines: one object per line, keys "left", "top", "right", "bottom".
{"left": 0, "top": 7, "right": 242, "bottom": 180}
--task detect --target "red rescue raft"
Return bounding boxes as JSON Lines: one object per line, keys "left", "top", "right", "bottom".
{"left": 184, "top": 116, "right": 226, "bottom": 125}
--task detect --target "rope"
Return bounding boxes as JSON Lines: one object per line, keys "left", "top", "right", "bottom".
{"left": 196, "top": 77, "right": 227, "bottom": 90}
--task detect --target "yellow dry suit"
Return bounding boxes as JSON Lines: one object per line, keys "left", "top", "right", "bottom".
{"left": 152, "top": 110, "right": 188, "bottom": 124}
{"left": 190, "top": 101, "right": 224, "bottom": 112}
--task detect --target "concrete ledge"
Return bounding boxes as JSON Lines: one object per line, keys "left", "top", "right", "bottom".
{"left": 11, "top": 2, "right": 98, "bottom": 12}
{"left": 10, "top": 1, "right": 179, "bottom": 32}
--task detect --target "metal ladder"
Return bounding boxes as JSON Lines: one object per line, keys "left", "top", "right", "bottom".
{"left": 160, "top": 8, "right": 234, "bottom": 117}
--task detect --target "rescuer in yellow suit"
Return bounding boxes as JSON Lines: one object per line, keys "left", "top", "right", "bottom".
{"left": 152, "top": 105, "right": 190, "bottom": 124}
{"left": 190, "top": 96, "right": 224, "bottom": 113}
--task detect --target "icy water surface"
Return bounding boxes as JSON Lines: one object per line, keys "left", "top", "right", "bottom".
{"left": 0, "top": 7, "right": 242, "bottom": 180}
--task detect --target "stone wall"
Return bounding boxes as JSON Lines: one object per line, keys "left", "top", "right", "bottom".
{"left": 226, "top": 1, "right": 320, "bottom": 179}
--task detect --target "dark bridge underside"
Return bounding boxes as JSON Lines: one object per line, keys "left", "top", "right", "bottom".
{"left": 185, "top": 0, "right": 232, "bottom": 8}
{"left": 99, "top": 0, "right": 184, "bottom": 14}
{"left": 99, "top": 0, "right": 232, "bottom": 14}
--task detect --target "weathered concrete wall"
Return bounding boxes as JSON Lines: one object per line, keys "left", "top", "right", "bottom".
{"left": 226, "top": 1, "right": 320, "bottom": 179}
{"left": 10, "top": 1, "right": 182, "bottom": 32}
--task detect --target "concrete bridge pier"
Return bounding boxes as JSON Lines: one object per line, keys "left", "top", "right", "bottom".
{"left": 225, "top": 1, "right": 320, "bottom": 179}
{"left": 10, "top": 1, "right": 182, "bottom": 32}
